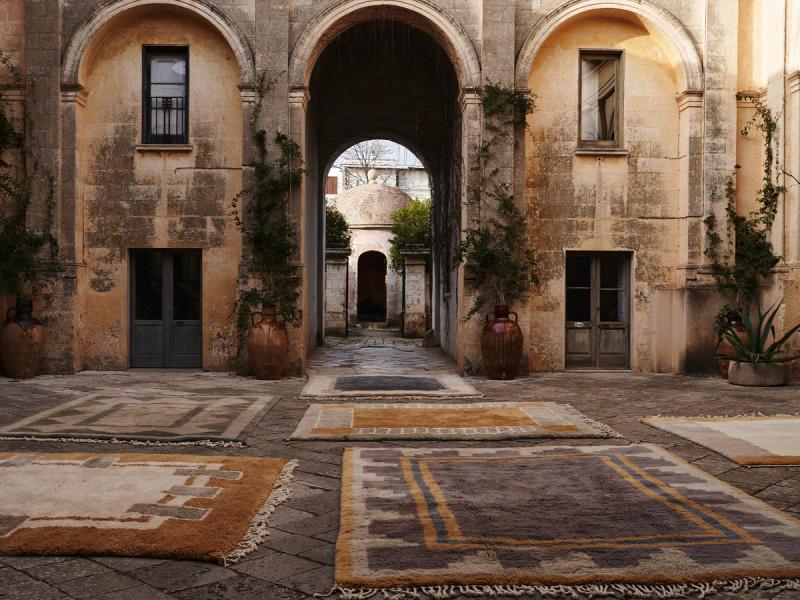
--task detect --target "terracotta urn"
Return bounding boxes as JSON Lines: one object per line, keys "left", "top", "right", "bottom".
{"left": 1, "top": 298, "right": 45, "bottom": 379}
{"left": 481, "top": 304, "right": 523, "bottom": 380}
{"left": 246, "top": 305, "right": 288, "bottom": 380}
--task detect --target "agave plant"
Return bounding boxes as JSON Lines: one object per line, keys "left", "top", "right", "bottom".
{"left": 715, "top": 301, "right": 800, "bottom": 364}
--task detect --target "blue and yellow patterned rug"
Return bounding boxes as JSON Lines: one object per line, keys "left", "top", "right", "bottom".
{"left": 333, "top": 444, "right": 800, "bottom": 598}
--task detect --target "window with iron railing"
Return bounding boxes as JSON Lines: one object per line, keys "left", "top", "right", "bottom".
{"left": 143, "top": 46, "right": 189, "bottom": 144}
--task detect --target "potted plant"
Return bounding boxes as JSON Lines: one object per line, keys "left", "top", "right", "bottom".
{"left": 457, "top": 84, "right": 537, "bottom": 380}
{"left": 0, "top": 51, "right": 60, "bottom": 379}
{"left": 713, "top": 305, "right": 748, "bottom": 378}
{"left": 716, "top": 302, "right": 800, "bottom": 386}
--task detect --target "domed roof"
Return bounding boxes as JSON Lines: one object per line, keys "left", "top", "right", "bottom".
{"left": 333, "top": 171, "right": 412, "bottom": 225}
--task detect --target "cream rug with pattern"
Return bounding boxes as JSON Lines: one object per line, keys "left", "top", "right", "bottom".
{"left": 0, "top": 393, "right": 275, "bottom": 445}
{"left": 642, "top": 415, "right": 800, "bottom": 465}
{"left": 0, "top": 452, "right": 295, "bottom": 564}
{"left": 290, "top": 401, "right": 620, "bottom": 440}
{"left": 300, "top": 374, "right": 482, "bottom": 399}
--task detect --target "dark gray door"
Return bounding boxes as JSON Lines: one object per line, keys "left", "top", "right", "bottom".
{"left": 131, "top": 250, "right": 202, "bottom": 368}
{"left": 565, "top": 252, "right": 630, "bottom": 369}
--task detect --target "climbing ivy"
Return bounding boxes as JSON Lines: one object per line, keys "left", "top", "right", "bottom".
{"left": 704, "top": 92, "right": 784, "bottom": 308}
{"left": 0, "top": 50, "right": 60, "bottom": 300}
{"left": 231, "top": 73, "right": 303, "bottom": 339}
{"left": 456, "top": 83, "right": 539, "bottom": 319}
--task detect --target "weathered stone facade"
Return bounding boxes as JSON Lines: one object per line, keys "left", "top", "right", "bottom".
{"left": 2, "top": 0, "right": 800, "bottom": 376}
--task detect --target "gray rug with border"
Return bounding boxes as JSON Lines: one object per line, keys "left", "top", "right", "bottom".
{"left": 0, "top": 392, "right": 276, "bottom": 446}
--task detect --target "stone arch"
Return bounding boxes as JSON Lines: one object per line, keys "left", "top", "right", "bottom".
{"left": 288, "top": 0, "right": 481, "bottom": 90}
{"left": 515, "top": 0, "right": 703, "bottom": 92}
{"left": 62, "top": 0, "right": 256, "bottom": 86}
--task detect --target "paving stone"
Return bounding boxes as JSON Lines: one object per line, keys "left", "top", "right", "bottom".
{"left": 170, "top": 574, "right": 312, "bottom": 599}
{"left": 277, "top": 564, "right": 335, "bottom": 596}
{"left": 130, "top": 562, "right": 235, "bottom": 592}
{"left": 275, "top": 512, "right": 339, "bottom": 537}
{"left": 297, "top": 544, "right": 335, "bottom": 566}
{"left": 0, "top": 576, "right": 69, "bottom": 600}
{"left": 0, "top": 556, "right": 70, "bottom": 570}
{"left": 91, "top": 558, "right": 167, "bottom": 573}
{"left": 251, "top": 530, "right": 327, "bottom": 556}
{"left": 89, "top": 585, "right": 175, "bottom": 600}
{"left": 56, "top": 571, "right": 142, "bottom": 598}
{"left": 27, "top": 558, "right": 114, "bottom": 584}
{"left": 232, "top": 549, "right": 319, "bottom": 583}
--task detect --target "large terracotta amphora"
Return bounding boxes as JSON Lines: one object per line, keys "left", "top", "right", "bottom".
{"left": 481, "top": 304, "right": 523, "bottom": 380}
{"left": 246, "top": 306, "right": 288, "bottom": 380}
{"left": 1, "top": 298, "right": 45, "bottom": 379}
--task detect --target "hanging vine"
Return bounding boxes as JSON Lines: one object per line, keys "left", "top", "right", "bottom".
{"left": 0, "top": 50, "right": 60, "bottom": 300}
{"left": 703, "top": 92, "right": 784, "bottom": 308}
{"left": 456, "top": 83, "right": 538, "bottom": 319}
{"left": 230, "top": 73, "right": 303, "bottom": 340}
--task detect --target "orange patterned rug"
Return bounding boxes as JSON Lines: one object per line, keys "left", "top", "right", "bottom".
{"left": 290, "top": 401, "right": 620, "bottom": 440}
{"left": 0, "top": 452, "right": 296, "bottom": 564}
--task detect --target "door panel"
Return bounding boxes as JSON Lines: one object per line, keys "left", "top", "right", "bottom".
{"left": 131, "top": 250, "right": 202, "bottom": 368}
{"left": 565, "top": 252, "right": 630, "bottom": 369}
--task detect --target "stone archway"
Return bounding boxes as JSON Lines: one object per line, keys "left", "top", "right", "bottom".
{"left": 291, "top": 7, "right": 477, "bottom": 369}
{"left": 62, "top": 0, "right": 256, "bottom": 87}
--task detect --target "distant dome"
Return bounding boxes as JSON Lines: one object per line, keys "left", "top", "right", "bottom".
{"left": 333, "top": 178, "right": 412, "bottom": 225}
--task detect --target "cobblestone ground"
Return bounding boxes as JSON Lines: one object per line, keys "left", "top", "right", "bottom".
{"left": 1, "top": 334, "right": 799, "bottom": 599}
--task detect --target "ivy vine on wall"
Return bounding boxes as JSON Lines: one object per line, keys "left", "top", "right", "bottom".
{"left": 456, "top": 83, "right": 538, "bottom": 319}
{"left": 704, "top": 92, "right": 784, "bottom": 309}
{"left": 0, "top": 50, "right": 60, "bottom": 301}
{"left": 230, "top": 73, "right": 303, "bottom": 340}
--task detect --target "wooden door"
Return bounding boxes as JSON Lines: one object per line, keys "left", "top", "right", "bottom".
{"left": 131, "top": 250, "right": 202, "bottom": 368}
{"left": 565, "top": 252, "right": 630, "bottom": 369}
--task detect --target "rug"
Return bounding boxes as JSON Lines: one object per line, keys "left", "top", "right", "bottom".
{"left": 300, "top": 374, "right": 482, "bottom": 399}
{"left": 0, "top": 452, "right": 296, "bottom": 564}
{"left": 642, "top": 414, "right": 800, "bottom": 466}
{"left": 289, "top": 402, "right": 620, "bottom": 440}
{"left": 333, "top": 444, "right": 800, "bottom": 599}
{"left": 0, "top": 393, "right": 276, "bottom": 445}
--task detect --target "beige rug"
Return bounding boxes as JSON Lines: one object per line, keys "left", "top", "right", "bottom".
{"left": 290, "top": 401, "right": 620, "bottom": 440}
{"left": 0, "top": 393, "right": 276, "bottom": 446}
{"left": 333, "top": 444, "right": 800, "bottom": 599}
{"left": 0, "top": 452, "right": 296, "bottom": 564}
{"left": 300, "top": 374, "right": 482, "bottom": 399}
{"left": 642, "top": 415, "right": 800, "bottom": 466}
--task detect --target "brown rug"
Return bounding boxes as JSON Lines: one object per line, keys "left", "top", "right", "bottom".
{"left": 290, "top": 401, "right": 620, "bottom": 440}
{"left": 642, "top": 415, "right": 800, "bottom": 466}
{"left": 0, "top": 452, "right": 296, "bottom": 564}
{"left": 333, "top": 444, "right": 800, "bottom": 599}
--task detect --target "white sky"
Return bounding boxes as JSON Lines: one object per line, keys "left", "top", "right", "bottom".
{"left": 332, "top": 139, "right": 423, "bottom": 169}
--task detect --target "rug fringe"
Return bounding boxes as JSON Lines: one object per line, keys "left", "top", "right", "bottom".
{"left": 561, "top": 405, "right": 623, "bottom": 439}
{"left": 645, "top": 412, "right": 800, "bottom": 420}
{"left": 0, "top": 435, "right": 244, "bottom": 448}
{"left": 222, "top": 458, "right": 299, "bottom": 566}
{"left": 316, "top": 578, "right": 800, "bottom": 599}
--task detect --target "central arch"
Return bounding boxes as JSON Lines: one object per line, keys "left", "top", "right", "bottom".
{"left": 295, "top": 8, "right": 469, "bottom": 365}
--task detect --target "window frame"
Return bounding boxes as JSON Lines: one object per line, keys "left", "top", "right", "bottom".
{"left": 577, "top": 49, "right": 624, "bottom": 150}
{"left": 142, "top": 45, "right": 190, "bottom": 145}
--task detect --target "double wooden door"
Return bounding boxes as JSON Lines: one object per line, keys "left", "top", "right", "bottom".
{"left": 130, "top": 250, "right": 202, "bottom": 368}
{"left": 565, "top": 252, "right": 630, "bottom": 369}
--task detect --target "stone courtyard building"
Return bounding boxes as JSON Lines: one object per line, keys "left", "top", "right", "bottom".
{"left": 2, "top": 0, "right": 800, "bottom": 377}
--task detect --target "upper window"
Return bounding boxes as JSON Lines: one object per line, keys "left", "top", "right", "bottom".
{"left": 579, "top": 50, "right": 622, "bottom": 148}
{"left": 143, "top": 47, "right": 189, "bottom": 144}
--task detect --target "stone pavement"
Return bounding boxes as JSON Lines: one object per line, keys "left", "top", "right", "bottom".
{"left": 1, "top": 336, "right": 799, "bottom": 599}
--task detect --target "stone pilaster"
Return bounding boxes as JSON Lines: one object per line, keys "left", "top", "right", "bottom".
{"left": 324, "top": 247, "right": 351, "bottom": 338}
{"left": 401, "top": 248, "right": 430, "bottom": 339}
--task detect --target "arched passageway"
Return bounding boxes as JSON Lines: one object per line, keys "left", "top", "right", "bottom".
{"left": 300, "top": 11, "right": 464, "bottom": 358}
{"left": 357, "top": 251, "right": 388, "bottom": 322}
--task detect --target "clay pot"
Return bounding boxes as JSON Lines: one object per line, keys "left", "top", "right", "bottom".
{"left": 728, "top": 362, "right": 788, "bottom": 387}
{"left": 481, "top": 304, "right": 523, "bottom": 380}
{"left": 1, "top": 298, "right": 45, "bottom": 379}
{"left": 246, "top": 306, "right": 288, "bottom": 380}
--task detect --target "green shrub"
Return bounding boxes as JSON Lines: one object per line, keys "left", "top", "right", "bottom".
{"left": 389, "top": 198, "right": 431, "bottom": 271}
{"left": 325, "top": 204, "right": 351, "bottom": 248}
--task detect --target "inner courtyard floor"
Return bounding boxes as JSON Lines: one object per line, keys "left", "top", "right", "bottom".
{"left": 0, "top": 337, "right": 799, "bottom": 599}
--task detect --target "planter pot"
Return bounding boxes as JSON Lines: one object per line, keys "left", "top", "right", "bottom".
{"left": 481, "top": 304, "right": 523, "bottom": 380}
{"left": 728, "top": 362, "right": 789, "bottom": 387}
{"left": 1, "top": 298, "right": 45, "bottom": 379}
{"left": 246, "top": 306, "right": 288, "bottom": 380}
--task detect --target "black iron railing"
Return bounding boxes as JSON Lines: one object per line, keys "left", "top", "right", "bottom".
{"left": 144, "top": 96, "right": 187, "bottom": 144}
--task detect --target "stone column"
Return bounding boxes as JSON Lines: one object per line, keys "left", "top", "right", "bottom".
{"left": 402, "top": 248, "right": 429, "bottom": 339}
{"left": 324, "top": 247, "right": 350, "bottom": 337}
